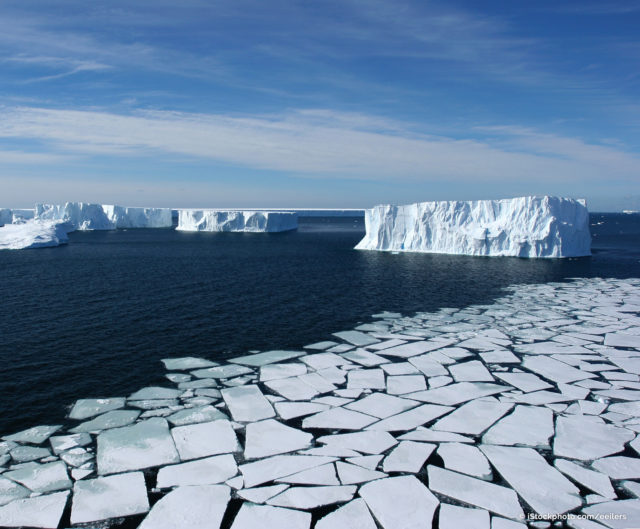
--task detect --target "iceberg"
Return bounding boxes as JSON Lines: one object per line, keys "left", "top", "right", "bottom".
{"left": 0, "top": 220, "right": 69, "bottom": 250}
{"left": 102, "top": 205, "right": 172, "bottom": 228}
{"left": 176, "top": 209, "right": 298, "bottom": 232}
{"left": 35, "top": 202, "right": 172, "bottom": 230}
{"left": 355, "top": 196, "right": 591, "bottom": 258}
{"left": 36, "top": 202, "right": 113, "bottom": 230}
{"left": 0, "top": 208, "right": 35, "bottom": 226}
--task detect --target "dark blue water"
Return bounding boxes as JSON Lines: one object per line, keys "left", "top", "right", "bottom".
{"left": 0, "top": 214, "right": 638, "bottom": 435}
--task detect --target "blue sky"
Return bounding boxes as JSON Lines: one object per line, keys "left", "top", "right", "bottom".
{"left": 1, "top": 0, "right": 639, "bottom": 210}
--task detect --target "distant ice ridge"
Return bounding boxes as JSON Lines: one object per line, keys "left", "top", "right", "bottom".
{"left": 35, "top": 203, "right": 172, "bottom": 230}
{"left": 0, "top": 220, "right": 69, "bottom": 250}
{"left": 355, "top": 196, "right": 591, "bottom": 258}
{"left": 102, "top": 205, "right": 173, "bottom": 229}
{"left": 177, "top": 210, "right": 298, "bottom": 232}
{"left": 0, "top": 208, "right": 35, "bottom": 226}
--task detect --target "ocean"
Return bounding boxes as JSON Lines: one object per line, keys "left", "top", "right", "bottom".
{"left": 0, "top": 213, "right": 638, "bottom": 435}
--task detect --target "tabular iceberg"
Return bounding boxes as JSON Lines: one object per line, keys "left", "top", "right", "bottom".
{"left": 355, "top": 196, "right": 591, "bottom": 258}
{"left": 0, "top": 221, "right": 69, "bottom": 250}
{"left": 35, "top": 203, "right": 172, "bottom": 230}
{"left": 177, "top": 210, "right": 298, "bottom": 232}
{"left": 102, "top": 205, "right": 172, "bottom": 229}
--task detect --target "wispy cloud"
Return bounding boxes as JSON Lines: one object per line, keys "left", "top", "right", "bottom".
{"left": 0, "top": 149, "right": 72, "bottom": 164}
{"left": 0, "top": 106, "right": 638, "bottom": 186}
{"left": 4, "top": 55, "right": 112, "bottom": 83}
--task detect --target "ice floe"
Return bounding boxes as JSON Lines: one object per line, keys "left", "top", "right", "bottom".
{"left": 221, "top": 385, "right": 275, "bottom": 422}
{"left": 359, "top": 475, "right": 439, "bottom": 529}
{"left": 438, "top": 442, "right": 492, "bottom": 479}
{"left": 427, "top": 466, "right": 524, "bottom": 519}
{"left": 480, "top": 444, "right": 582, "bottom": 514}
{"left": 230, "top": 503, "right": 311, "bottom": 529}
{"left": 70, "top": 472, "right": 148, "bottom": 524}
{"left": 439, "top": 503, "right": 490, "bottom": 529}
{"left": 244, "top": 419, "right": 312, "bottom": 459}
{"left": 382, "top": 440, "right": 434, "bottom": 473}
{"left": 315, "top": 498, "right": 377, "bottom": 529}
{"left": 156, "top": 454, "right": 237, "bottom": 488}
{"left": 170, "top": 419, "right": 239, "bottom": 460}
{"left": 0, "top": 491, "right": 69, "bottom": 528}
{"left": 138, "top": 484, "right": 230, "bottom": 529}
{"left": 97, "top": 418, "right": 179, "bottom": 474}
{"left": 4, "top": 277, "right": 640, "bottom": 528}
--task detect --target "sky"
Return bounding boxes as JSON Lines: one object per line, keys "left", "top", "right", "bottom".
{"left": 0, "top": 0, "right": 639, "bottom": 210}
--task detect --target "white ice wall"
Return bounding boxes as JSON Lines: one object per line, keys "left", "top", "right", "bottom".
{"left": 35, "top": 203, "right": 172, "bottom": 230}
{"left": 355, "top": 196, "right": 591, "bottom": 258}
{"left": 102, "top": 205, "right": 172, "bottom": 228}
{"left": 176, "top": 210, "right": 298, "bottom": 232}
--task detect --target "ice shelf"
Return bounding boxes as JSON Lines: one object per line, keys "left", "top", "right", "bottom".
{"left": 176, "top": 209, "right": 298, "bottom": 232}
{"left": 355, "top": 195, "right": 591, "bottom": 258}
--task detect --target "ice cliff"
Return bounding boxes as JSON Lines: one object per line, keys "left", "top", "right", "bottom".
{"left": 0, "top": 221, "right": 69, "bottom": 250}
{"left": 355, "top": 196, "right": 591, "bottom": 258}
{"left": 35, "top": 203, "right": 172, "bottom": 230}
{"left": 176, "top": 210, "right": 298, "bottom": 232}
{"left": 0, "top": 208, "right": 34, "bottom": 226}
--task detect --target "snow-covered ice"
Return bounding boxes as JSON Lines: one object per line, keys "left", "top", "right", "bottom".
{"left": 345, "top": 392, "right": 418, "bottom": 418}
{"left": 439, "top": 504, "right": 490, "bottom": 529}
{"left": 355, "top": 196, "right": 591, "bottom": 258}
{"left": 277, "top": 463, "right": 339, "bottom": 485}
{"left": 427, "top": 466, "right": 524, "bottom": 519}
{"left": 382, "top": 440, "right": 434, "bottom": 473}
{"left": 409, "top": 382, "right": 506, "bottom": 405}
{"left": 71, "top": 472, "right": 148, "bottom": 524}
{"left": 317, "top": 431, "right": 397, "bottom": 454}
{"left": 239, "top": 455, "right": 337, "bottom": 488}
{"left": 359, "top": 476, "right": 439, "bottom": 529}
{"left": 177, "top": 209, "right": 298, "bottom": 232}
{"left": 36, "top": 202, "right": 171, "bottom": 230}
{"left": 482, "top": 405, "right": 554, "bottom": 448}
{"left": 0, "top": 491, "right": 69, "bottom": 529}
{"left": 4, "top": 425, "right": 61, "bottom": 444}
{"left": 433, "top": 399, "right": 513, "bottom": 435}
{"left": 3, "top": 461, "right": 71, "bottom": 493}
{"left": 244, "top": 419, "right": 312, "bottom": 459}
{"left": 336, "top": 461, "right": 386, "bottom": 484}
{"left": 69, "top": 398, "right": 126, "bottom": 420}
{"left": 170, "top": 419, "right": 239, "bottom": 460}
{"left": 96, "top": 418, "right": 179, "bottom": 474}
{"left": 480, "top": 444, "right": 582, "bottom": 514}
{"left": 156, "top": 454, "right": 238, "bottom": 488}
{"left": 70, "top": 409, "right": 140, "bottom": 432}
{"left": 138, "top": 485, "right": 229, "bottom": 529}
{"left": 0, "top": 220, "right": 69, "bottom": 250}
{"left": 2, "top": 277, "right": 640, "bottom": 527}
{"left": 267, "top": 485, "right": 356, "bottom": 509}
{"left": 554, "top": 459, "right": 615, "bottom": 499}
{"left": 553, "top": 415, "right": 634, "bottom": 460}
{"left": 302, "top": 407, "right": 378, "bottom": 430}
{"left": 437, "top": 442, "right": 492, "bottom": 479}
{"left": 221, "top": 385, "right": 275, "bottom": 422}
{"left": 315, "top": 498, "right": 377, "bottom": 529}
{"left": 0, "top": 478, "right": 29, "bottom": 507}
{"left": 230, "top": 503, "right": 310, "bottom": 529}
